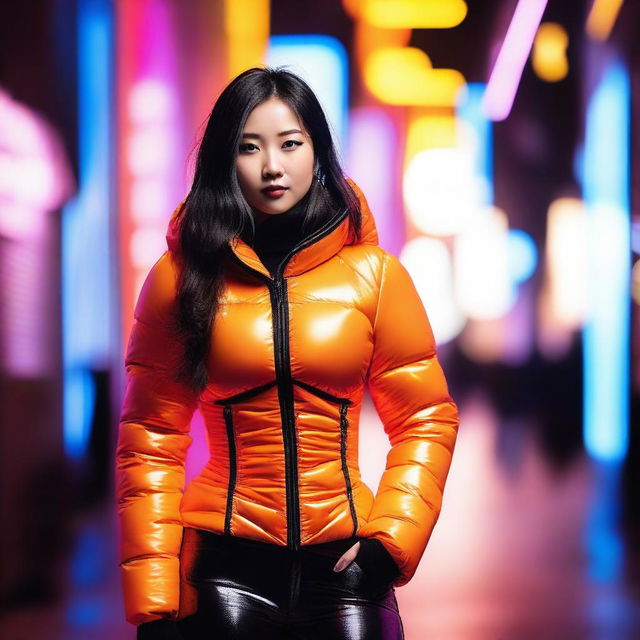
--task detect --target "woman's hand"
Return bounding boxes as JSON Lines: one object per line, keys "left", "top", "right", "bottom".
{"left": 333, "top": 540, "right": 360, "bottom": 572}
{"left": 333, "top": 538, "right": 402, "bottom": 588}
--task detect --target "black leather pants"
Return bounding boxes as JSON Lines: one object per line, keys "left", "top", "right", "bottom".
{"left": 177, "top": 527, "right": 405, "bottom": 640}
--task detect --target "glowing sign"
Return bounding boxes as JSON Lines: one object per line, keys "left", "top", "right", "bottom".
{"left": 483, "top": 0, "right": 549, "bottom": 121}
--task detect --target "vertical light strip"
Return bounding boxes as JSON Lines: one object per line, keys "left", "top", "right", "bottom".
{"left": 62, "top": 0, "right": 113, "bottom": 459}
{"left": 267, "top": 35, "right": 349, "bottom": 154}
{"left": 224, "top": 0, "right": 270, "bottom": 79}
{"left": 117, "top": 0, "right": 183, "bottom": 348}
{"left": 586, "top": 0, "right": 625, "bottom": 42}
{"left": 345, "top": 107, "right": 401, "bottom": 252}
{"left": 457, "top": 82, "right": 493, "bottom": 205}
{"left": 582, "top": 58, "right": 630, "bottom": 462}
{"left": 482, "top": 0, "right": 548, "bottom": 121}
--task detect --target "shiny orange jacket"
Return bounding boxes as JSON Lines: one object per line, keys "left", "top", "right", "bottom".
{"left": 116, "top": 179, "right": 459, "bottom": 625}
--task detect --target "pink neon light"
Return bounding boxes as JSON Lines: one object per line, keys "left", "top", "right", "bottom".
{"left": 482, "top": 0, "right": 548, "bottom": 121}
{"left": 0, "top": 88, "right": 75, "bottom": 238}
{"left": 345, "top": 107, "right": 404, "bottom": 255}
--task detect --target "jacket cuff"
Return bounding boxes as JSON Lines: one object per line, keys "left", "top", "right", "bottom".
{"left": 137, "top": 618, "right": 182, "bottom": 640}
{"left": 355, "top": 537, "right": 401, "bottom": 585}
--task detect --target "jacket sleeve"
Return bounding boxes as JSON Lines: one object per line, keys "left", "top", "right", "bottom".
{"left": 115, "top": 251, "right": 200, "bottom": 626}
{"left": 359, "top": 250, "right": 459, "bottom": 587}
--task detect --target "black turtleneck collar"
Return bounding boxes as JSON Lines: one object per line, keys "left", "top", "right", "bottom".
{"left": 248, "top": 191, "right": 311, "bottom": 276}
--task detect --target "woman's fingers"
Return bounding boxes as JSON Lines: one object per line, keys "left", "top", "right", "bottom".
{"left": 333, "top": 541, "right": 360, "bottom": 572}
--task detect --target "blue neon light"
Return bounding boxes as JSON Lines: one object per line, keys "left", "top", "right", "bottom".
{"left": 508, "top": 229, "right": 537, "bottom": 283}
{"left": 456, "top": 83, "right": 494, "bottom": 206}
{"left": 267, "top": 35, "right": 349, "bottom": 155}
{"left": 62, "top": 0, "right": 113, "bottom": 459}
{"left": 581, "top": 58, "right": 630, "bottom": 462}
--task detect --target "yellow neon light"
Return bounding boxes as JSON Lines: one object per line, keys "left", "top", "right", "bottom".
{"left": 353, "top": 20, "right": 411, "bottom": 70}
{"left": 586, "top": 0, "right": 624, "bottom": 41}
{"left": 544, "top": 198, "right": 588, "bottom": 327}
{"left": 362, "top": 0, "right": 467, "bottom": 29}
{"left": 342, "top": 0, "right": 362, "bottom": 19}
{"left": 364, "top": 47, "right": 466, "bottom": 106}
{"left": 632, "top": 259, "right": 640, "bottom": 305}
{"left": 224, "top": 0, "right": 269, "bottom": 79}
{"left": 406, "top": 114, "right": 457, "bottom": 160}
{"left": 532, "top": 22, "right": 569, "bottom": 82}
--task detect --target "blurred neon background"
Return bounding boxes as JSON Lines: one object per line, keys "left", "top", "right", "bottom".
{"left": 1, "top": 0, "right": 639, "bottom": 637}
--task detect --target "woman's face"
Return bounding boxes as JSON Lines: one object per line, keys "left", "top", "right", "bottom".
{"left": 236, "top": 97, "right": 315, "bottom": 221}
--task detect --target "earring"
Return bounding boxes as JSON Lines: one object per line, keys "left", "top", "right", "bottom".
{"left": 314, "top": 166, "right": 326, "bottom": 187}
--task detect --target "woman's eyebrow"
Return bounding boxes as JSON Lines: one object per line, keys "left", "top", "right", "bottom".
{"left": 241, "top": 129, "right": 303, "bottom": 139}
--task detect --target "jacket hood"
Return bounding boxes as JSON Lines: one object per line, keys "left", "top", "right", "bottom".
{"left": 165, "top": 177, "right": 378, "bottom": 277}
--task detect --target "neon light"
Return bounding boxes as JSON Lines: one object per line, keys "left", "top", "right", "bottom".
{"left": 224, "top": 0, "right": 269, "bottom": 78}
{"left": 582, "top": 58, "right": 630, "bottom": 462}
{"left": 345, "top": 107, "right": 402, "bottom": 253}
{"left": 482, "top": 0, "right": 548, "bottom": 121}
{"left": 406, "top": 114, "right": 456, "bottom": 157}
{"left": 0, "top": 89, "right": 73, "bottom": 238}
{"left": 632, "top": 259, "right": 640, "bottom": 305}
{"left": 507, "top": 229, "right": 537, "bottom": 283}
{"left": 453, "top": 207, "right": 514, "bottom": 320}
{"left": 62, "top": 0, "right": 113, "bottom": 459}
{"left": 586, "top": 0, "right": 624, "bottom": 42}
{"left": 118, "top": 0, "right": 183, "bottom": 346}
{"left": 0, "top": 89, "right": 74, "bottom": 377}
{"left": 364, "top": 47, "right": 465, "bottom": 107}
{"left": 403, "top": 86, "right": 490, "bottom": 237}
{"left": 583, "top": 463, "right": 624, "bottom": 583}
{"left": 399, "top": 236, "right": 464, "bottom": 344}
{"left": 532, "top": 22, "right": 569, "bottom": 82}
{"left": 268, "top": 35, "right": 349, "bottom": 153}
{"left": 631, "top": 220, "right": 640, "bottom": 254}
{"left": 456, "top": 82, "right": 493, "bottom": 205}
{"left": 404, "top": 146, "right": 479, "bottom": 236}
{"left": 545, "top": 198, "right": 588, "bottom": 328}
{"left": 361, "top": 0, "right": 468, "bottom": 29}
{"left": 64, "top": 368, "right": 97, "bottom": 460}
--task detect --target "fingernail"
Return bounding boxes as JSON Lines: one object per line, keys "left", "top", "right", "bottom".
{"left": 333, "top": 563, "right": 343, "bottom": 572}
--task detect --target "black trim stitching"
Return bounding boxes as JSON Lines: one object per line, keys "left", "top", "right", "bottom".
{"left": 292, "top": 378, "right": 353, "bottom": 405}
{"left": 214, "top": 380, "right": 278, "bottom": 405}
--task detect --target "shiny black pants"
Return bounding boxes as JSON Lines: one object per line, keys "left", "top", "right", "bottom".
{"left": 177, "top": 528, "right": 405, "bottom": 640}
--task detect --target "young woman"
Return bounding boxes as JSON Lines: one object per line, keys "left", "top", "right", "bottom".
{"left": 116, "top": 67, "right": 459, "bottom": 640}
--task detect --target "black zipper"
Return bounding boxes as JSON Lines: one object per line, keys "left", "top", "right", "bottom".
{"left": 222, "top": 405, "right": 237, "bottom": 535}
{"left": 226, "top": 207, "right": 350, "bottom": 551}
{"left": 339, "top": 402, "right": 358, "bottom": 537}
{"left": 270, "top": 274, "right": 301, "bottom": 550}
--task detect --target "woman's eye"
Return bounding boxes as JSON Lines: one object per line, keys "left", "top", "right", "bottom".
{"left": 238, "top": 141, "right": 302, "bottom": 153}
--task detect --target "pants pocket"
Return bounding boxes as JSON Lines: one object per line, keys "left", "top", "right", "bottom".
{"left": 180, "top": 528, "right": 232, "bottom": 583}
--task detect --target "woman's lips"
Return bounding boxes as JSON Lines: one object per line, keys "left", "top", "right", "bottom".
{"left": 262, "top": 187, "right": 288, "bottom": 199}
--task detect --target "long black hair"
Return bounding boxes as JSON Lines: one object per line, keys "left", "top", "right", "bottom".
{"left": 173, "top": 66, "right": 362, "bottom": 393}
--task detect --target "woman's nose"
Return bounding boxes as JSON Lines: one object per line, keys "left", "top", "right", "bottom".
{"left": 262, "top": 151, "right": 284, "bottom": 179}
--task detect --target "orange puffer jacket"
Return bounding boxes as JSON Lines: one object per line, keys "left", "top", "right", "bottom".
{"left": 116, "top": 179, "right": 459, "bottom": 625}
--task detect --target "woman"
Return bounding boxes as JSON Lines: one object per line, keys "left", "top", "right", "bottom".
{"left": 116, "top": 67, "right": 459, "bottom": 640}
